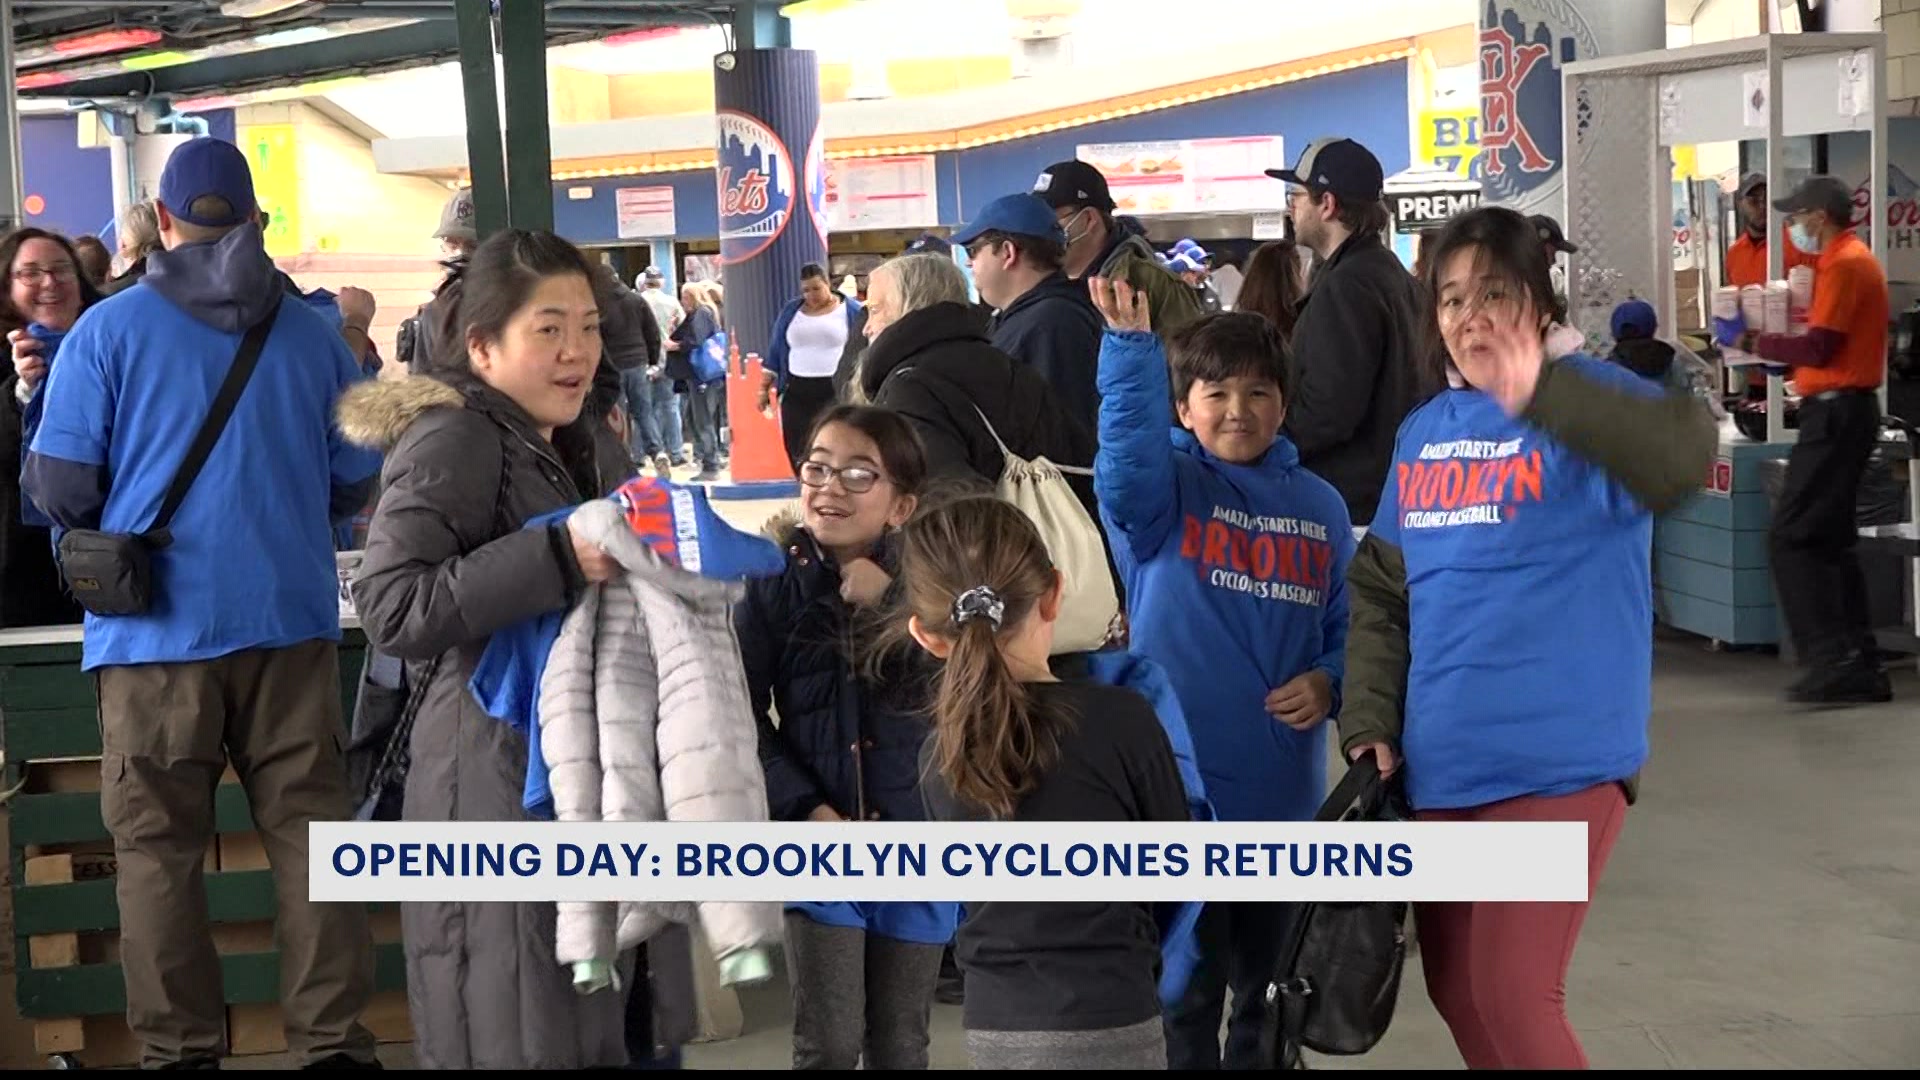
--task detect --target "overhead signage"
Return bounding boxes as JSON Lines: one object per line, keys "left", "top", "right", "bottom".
{"left": 1392, "top": 189, "right": 1481, "bottom": 232}
{"left": 823, "top": 154, "right": 939, "bottom": 232}
{"left": 1075, "top": 136, "right": 1287, "bottom": 216}
{"left": 614, "top": 186, "right": 676, "bottom": 240}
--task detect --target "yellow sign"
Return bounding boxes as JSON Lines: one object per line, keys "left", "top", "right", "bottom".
{"left": 1419, "top": 108, "right": 1482, "bottom": 180}
{"left": 242, "top": 124, "right": 299, "bottom": 257}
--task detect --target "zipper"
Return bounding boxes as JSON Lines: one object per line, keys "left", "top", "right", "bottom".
{"left": 851, "top": 738, "right": 867, "bottom": 823}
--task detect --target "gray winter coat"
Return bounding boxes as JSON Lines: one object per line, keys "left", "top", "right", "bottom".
{"left": 542, "top": 499, "right": 782, "bottom": 969}
{"left": 341, "top": 374, "right": 693, "bottom": 1070}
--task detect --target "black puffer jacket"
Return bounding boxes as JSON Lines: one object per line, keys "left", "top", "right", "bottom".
{"left": 859, "top": 301, "right": 1097, "bottom": 521}
{"left": 737, "top": 523, "right": 932, "bottom": 823}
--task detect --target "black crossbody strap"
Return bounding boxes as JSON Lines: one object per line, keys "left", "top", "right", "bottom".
{"left": 144, "top": 297, "right": 283, "bottom": 547}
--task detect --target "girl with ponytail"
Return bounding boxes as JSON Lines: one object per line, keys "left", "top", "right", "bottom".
{"left": 898, "top": 495, "right": 1191, "bottom": 1070}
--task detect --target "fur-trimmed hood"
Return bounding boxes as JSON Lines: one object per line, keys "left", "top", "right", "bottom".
{"left": 336, "top": 375, "right": 465, "bottom": 452}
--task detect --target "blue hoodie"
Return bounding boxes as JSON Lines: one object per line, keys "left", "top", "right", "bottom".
{"left": 23, "top": 223, "right": 380, "bottom": 671}
{"left": 1094, "top": 329, "right": 1354, "bottom": 824}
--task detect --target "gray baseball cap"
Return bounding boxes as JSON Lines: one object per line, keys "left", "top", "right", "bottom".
{"left": 434, "top": 188, "right": 476, "bottom": 243}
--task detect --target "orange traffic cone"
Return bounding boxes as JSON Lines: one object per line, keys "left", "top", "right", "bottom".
{"left": 726, "top": 346, "right": 796, "bottom": 484}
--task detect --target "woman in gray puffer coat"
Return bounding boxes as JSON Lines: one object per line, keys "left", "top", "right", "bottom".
{"left": 342, "top": 230, "right": 689, "bottom": 1069}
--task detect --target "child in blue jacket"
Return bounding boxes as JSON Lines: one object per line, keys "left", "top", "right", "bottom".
{"left": 1090, "top": 278, "right": 1355, "bottom": 1070}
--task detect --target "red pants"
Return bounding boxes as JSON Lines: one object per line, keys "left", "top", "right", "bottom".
{"left": 1414, "top": 782, "right": 1628, "bottom": 1070}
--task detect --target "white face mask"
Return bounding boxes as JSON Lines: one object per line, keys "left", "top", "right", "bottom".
{"left": 1789, "top": 220, "right": 1826, "bottom": 255}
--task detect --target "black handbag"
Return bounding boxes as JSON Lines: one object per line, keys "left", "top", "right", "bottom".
{"left": 1260, "top": 752, "right": 1412, "bottom": 1070}
{"left": 56, "top": 299, "right": 283, "bottom": 616}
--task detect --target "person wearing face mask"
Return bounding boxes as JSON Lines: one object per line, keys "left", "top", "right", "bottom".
{"left": 1739, "top": 175, "right": 1894, "bottom": 706}
{"left": 342, "top": 228, "right": 649, "bottom": 1069}
{"left": 950, "top": 193, "right": 1104, "bottom": 438}
{"left": 1033, "top": 160, "right": 1202, "bottom": 343}
{"left": 1340, "top": 206, "right": 1716, "bottom": 1070}
{"left": 1, "top": 228, "right": 100, "bottom": 628}
{"left": 23, "top": 138, "right": 385, "bottom": 1070}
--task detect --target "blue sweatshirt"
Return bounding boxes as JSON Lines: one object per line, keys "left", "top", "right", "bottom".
{"left": 1094, "top": 329, "right": 1354, "bottom": 824}
{"left": 1366, "top": 354, "right": 1656, "bottom": 811}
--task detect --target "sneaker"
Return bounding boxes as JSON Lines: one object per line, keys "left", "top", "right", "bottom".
{"left": 301, "top": 1053, "right": 383, "bottom": 1070}
{"left": 1786, "top": 664, "right": 1894, "bottom": 707}
{"left": 693, "top": 470, "right": 722, "bottom": 484}
{"left": 653, "top": 454, "right": 674, "bottom": 478}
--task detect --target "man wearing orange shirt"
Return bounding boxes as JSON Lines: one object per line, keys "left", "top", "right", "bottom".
{"left": 1746, "top": 175, "right": 1893, "bottom": 706}
{"left": 1728, "top": 173, "right": 1820, "bottom": 397}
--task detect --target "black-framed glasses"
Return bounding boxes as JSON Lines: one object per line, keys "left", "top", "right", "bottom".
{"left": 964, "top": 236, "right": 1002, "bottom": 261}
{"left": 12, "top": 265, "right": 77, "bottom": 285}
{"left": 799, "top": 460, "right": 885, "bottom": 494}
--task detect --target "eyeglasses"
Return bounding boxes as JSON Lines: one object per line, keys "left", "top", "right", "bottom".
{"left": 964, "top": 238, "right": 999, "bottom": 261}
{"left": 798, "top": 460, "right": 885, "bottom": 494}
{"left": 12, "top": 265, "right": 77, "bottom": 286}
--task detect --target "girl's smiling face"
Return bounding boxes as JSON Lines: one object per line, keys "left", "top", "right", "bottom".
{"left": 799, "top": 421, "right": 917, "bottom": 558}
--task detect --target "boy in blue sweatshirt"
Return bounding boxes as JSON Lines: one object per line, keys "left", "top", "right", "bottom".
{"left": 1090, "top": 278, "right": 1354, "bottom": 1070}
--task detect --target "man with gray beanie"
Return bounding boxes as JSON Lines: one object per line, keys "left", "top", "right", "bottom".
{"left": 398, "top": 188, "right": 477, "bottom": 374}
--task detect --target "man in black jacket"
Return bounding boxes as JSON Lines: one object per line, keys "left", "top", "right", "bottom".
{"left": 953, "top": 193, "right": 1105, "bottom": 437}
{"left": 1269, "top": 137, "right": 1425, "bottom": 529}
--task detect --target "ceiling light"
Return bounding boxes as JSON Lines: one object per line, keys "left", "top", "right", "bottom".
{"left": 220, "top": 0, "right": 310, "bottom": 17}
{"left": 51, "top": 29, "right": 163, "bottom": 57}
{"left": 15, "top": 71, "right": 76, "bottom": 91}
{"left": 255, "top": 27, "right": 334, "bottom": 48}
{"left": 122, "top": 51, "right": 196, "bottom": 72}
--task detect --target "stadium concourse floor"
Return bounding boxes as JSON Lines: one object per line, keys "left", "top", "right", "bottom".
{"left": 177, "top": 493, "right": 1920, "bottom": 1068}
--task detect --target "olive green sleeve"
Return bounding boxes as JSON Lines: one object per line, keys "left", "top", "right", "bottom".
{"left": 1127, "top": 260, "right": 1204, "bottom": 340}
{"left": 1338, "top": 532, "right": 1411, "bottom": 756}
{"left": 1521, "top": 359, "right": 1720, "bottom": 516}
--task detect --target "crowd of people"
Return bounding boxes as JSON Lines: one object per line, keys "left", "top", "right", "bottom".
{"left": 0, "top": 125, "right": 1894, "bottom": 1073}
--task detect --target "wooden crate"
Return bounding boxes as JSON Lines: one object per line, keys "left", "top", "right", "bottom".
{"left": 4, "top": 632, "right": 408, "bottom": 1068}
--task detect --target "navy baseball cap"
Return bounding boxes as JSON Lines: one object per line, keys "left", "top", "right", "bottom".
{"left": 157, "top": 138, "right": 258, "bottom": 228}
{"left": 1268, "top": 137, "right": 1384, "bottom": 202}
{"left": 953, "top": 194, "right": 1066, "bottom": 246}
{"left": 1611, "top": 299, "right": 1658, "bottom": 341}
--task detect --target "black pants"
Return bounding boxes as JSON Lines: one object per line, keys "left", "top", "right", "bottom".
{"left": 1770, "top": 390, "right": 1881, "bottom": 668}
{"left": 1165, "top": 901, "right": 1293, "bottom": 1070}
{"left": 780, "top": 375, "right": 838, "bottom": 471}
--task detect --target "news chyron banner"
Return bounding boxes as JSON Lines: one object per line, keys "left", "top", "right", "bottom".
{"left": 310, "top": 822, "right": 1589, "bottom": 904}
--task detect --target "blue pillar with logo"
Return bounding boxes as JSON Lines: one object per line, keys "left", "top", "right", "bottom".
{"left": 1476, "top": 0, "right": 1664, "bottom": 220}
{"left": 713, "top": 47, "right": 827, "bottom": 365}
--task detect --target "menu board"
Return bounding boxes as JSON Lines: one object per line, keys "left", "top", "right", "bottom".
{"left": 1076, "top": 136, "right": 1288, "bottom": 216}
{"left": 615, "top": 186, "right": 677, "bottom": 240}
{"left": 824, "top": 155, "right": 939, "bottom": 231}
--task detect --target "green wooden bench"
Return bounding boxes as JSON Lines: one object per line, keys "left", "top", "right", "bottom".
{"left": 3, "top": 628, "right": 411, "bottom": 1067}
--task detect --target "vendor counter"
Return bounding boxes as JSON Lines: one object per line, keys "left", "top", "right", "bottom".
{"left": 1, "top": 618, "right": 412, "bottom": 1068}
{"left": 1654, "top": 418, "right": 1792, "bottom": 647}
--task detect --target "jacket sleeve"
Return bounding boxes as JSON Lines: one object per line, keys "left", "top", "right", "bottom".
{"left": 1286, "top": 279, "right": 1387, "bottom": 456}
{"left": 734, "top": 580, "right": 830, "bottom": 821}
{"left": 21, "top": 321, "right": 113, "bottom": 531}
{"left": 765, "top": 301, "right": 799, "bottom": 386}
{"left": 1094, "top": 329, "right": 1181, "bottom": 559}
{"left": 352, "top": 413, "right": 584, "bottom": 662}
{"left": 1313, "top": 518, "right": 1357, "bottom": 718}
{"left": 1521, "top": 357, "right": 1718, "bottom": 516}
{"left": 1132, "top": 262, "right": 1204, "bottom": 341}
{"left": 638, "top": 290, "right": 664, "bottom": 367}
{"left": 1338, "top": 532, "right": 1410, "bottom": 756}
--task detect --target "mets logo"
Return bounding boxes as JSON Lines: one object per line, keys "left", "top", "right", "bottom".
{"left": 804, "top": 124, "right": 830, "bottom": 248}
{"left": 1478, "top": 0, "right": 1596, "bottom": 206}
{"left": 715, "top": 109, "right": 794, "bottom": 265}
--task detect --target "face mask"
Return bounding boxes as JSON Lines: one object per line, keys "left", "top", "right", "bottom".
{"left": 1789, "top": 220, "right": 1825, "bottom": 255}
{"left": 1060, "top": 210, "right": 1090, "bottom": 248}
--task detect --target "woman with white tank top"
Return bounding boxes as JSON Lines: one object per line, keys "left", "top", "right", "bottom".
{"left": 764, "top": 263, "right": 864, "bottom": 470}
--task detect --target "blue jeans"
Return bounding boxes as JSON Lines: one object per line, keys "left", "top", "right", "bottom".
{"left": 622, "top": 368, "right": 665, "bottom": 460}
{"left": 685, "top": 380, "right": 727, "bottom": 473}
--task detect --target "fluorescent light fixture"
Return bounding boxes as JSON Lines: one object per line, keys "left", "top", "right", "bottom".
{"left": 122, "top": 51, "right": 196, "bottom": 71}
{"left": 51, "top": 28, "right": 163, "bottom": 57}
{"left": 220, "top": 0, "right": 310, "bottom": 16}
{"left": 15, "top": 71, "right": 76, "bottom": 91}
{"left": 256, "top": 26, "right": 334, "bottom": 48}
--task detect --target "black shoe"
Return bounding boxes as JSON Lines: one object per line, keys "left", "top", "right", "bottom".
{"left": 302, "top": 1053, "right": 383, "bottom": 1070}
{"left": 1786, "top": 663, "right": 1894, "bottom": 706}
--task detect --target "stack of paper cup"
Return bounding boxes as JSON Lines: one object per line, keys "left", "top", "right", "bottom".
{"left": 1763, "top": 281, "right": 1791, "bottom": 334}
{"left": 1788, "top": 265, "right": 1814, "bottom": 331}
{"left": 1740, "top": 284, "right": 1767, "bottom": 332}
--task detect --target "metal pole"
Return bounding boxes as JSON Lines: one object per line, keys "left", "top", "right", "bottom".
{"left": 499, "top": 0, "right": 552, "bottom": 232}
{"left": 454, "top": 0, "right": 507, "bottom": 238}
{"left": 0, "top": 1, "right": 27, "bottom": 230}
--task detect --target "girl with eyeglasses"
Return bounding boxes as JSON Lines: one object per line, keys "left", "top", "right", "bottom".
{"left": 2, "top": 227, "right": 101, "bottom": 628}
{"left": 734, "top": 404, "right": 954, "bottom": 1070}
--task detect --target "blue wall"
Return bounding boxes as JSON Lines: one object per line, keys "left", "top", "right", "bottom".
{"left": 554, "top": 60, "right": 1410, "bottom": 244}
{"left": 20, "top": 108, "right": 241, "bottom": 243}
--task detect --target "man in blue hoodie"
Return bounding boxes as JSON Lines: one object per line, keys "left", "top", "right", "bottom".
{"left": 23, "top": 138, "right": 382, "bottom": 1070}
{"left": 1090, "top": 279, "right": 1354, "bottom": 1070}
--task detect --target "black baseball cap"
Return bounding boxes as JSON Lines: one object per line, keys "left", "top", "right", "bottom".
{"left": 1530, "top": 214, "right": 1579, "bottom": 255}
{"left": 1267, "top": 137, "right": 1384, "bottom": 202}
{"left": 1032, "top": 160, "right": 1116, "bottom": 212}
{"left": 1738, "top": 172, "right": 1767, "bottom": 198}
{"left": 1773, "top": 174, "right": 1854, "bottom": 224}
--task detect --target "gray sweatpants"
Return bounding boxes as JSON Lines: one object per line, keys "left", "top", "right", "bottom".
{"left": 785, "top": 911, "right": 944, "bottom": 1070}
{"left": 966, "top": 1015, "right": 1168, "bottom": 1070}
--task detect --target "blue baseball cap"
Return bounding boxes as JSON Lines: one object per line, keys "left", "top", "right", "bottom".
{"left": 952, "top": 193, "right": 1066, "bottom": 246}
{"left": 1174, "top": 238, "right": 1209, "bottom": 261}
{"left": 157, "top": 137, "right": 258, "bottom": 228}
{"left": 1167, "top": 252, "right": 1202, "bottom": 273}
{"left": 1611, "top": 299, "right": 1658, "bottom": 341}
